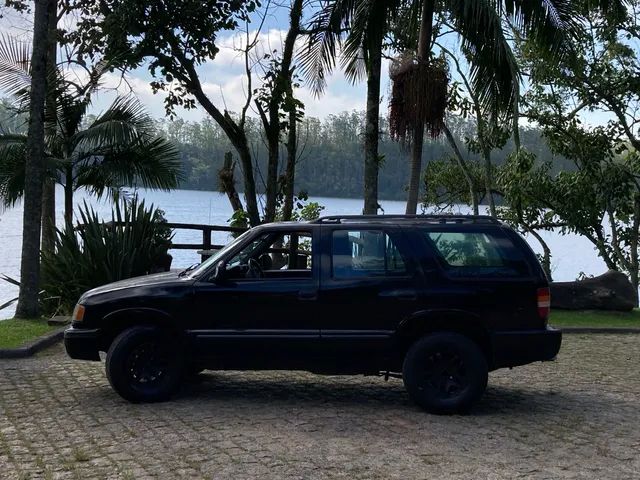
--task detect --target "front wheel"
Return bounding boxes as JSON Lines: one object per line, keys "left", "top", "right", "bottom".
{"left": 106, "top": 326, "right": 185, "bottom": 403}
{"left": 403, "top": 333, "right": 488, "bottom": 414}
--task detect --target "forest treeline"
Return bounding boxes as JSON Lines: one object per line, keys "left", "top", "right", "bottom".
{"left": 157, "top": 111, "right": 568, "bottom": 200}
{"left": 1, "top": 99, "right": 565, "bottom": 201}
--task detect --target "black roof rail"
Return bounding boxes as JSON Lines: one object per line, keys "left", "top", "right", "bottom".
{"left": 311, "top": 214, "right": 500, "bottom": 224}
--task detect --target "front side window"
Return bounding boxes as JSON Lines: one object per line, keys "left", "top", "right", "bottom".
{"left": 424, "top": 230, "right": 529, "bottom": 277}
{"left": 225, "top": 231, "right": 313, "bottom": 279}
{"left": 331, "top": 230, "right": 406, "bottom": 278}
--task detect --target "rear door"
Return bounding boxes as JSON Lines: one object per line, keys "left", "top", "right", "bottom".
{"left": 316, "top": 225, "right": 422, "bottom": 363}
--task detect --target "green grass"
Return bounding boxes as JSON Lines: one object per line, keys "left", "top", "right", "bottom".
{"left": 0, "top": 318, "right": 59, "bottom": 349}
{"left": 550, "top": 309, "right": 640, "bottom": 328}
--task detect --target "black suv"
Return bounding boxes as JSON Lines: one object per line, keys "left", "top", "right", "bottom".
{"left": 65, "top": 215, "right": 561, "bottom": 413}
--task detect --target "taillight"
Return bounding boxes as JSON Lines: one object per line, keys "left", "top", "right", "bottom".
{"left": 537, "top": 287, "right": 550, "bottom": 323}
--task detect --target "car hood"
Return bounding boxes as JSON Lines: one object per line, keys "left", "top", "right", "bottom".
{"left": 80, "top": 271, "right": 189, "bottom": 300}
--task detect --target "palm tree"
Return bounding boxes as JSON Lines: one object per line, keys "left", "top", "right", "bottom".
{"left": 301, "top": 0, "right": 397, "bottom": 214}
{"left": 303, "top": 0, "right": 580, "bottom": 214}
{"left": 0, "top": 36, "right": 182, "bottom": 227}
{"left": 0, "top": 94, "right": 182, "bottom": 226}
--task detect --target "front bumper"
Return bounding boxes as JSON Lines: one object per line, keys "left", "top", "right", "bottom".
{"left": 491, "top": 326, "right": 562, "bottom": 369}
{"left": 64, "top": 326, "right": 102, "bottom": 361}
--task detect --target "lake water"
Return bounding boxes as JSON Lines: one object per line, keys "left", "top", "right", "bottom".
{"left": 0, "top": 185, "right": 607, "bottom": 319}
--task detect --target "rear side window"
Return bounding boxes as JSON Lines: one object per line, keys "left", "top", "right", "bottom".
{"left": 424, "top": 230, "right": 530, "bottom": 278}
{"left": 332, "top": 230, "right": 406, "bottom": 278}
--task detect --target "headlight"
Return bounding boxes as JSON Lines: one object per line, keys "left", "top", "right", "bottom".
{"left": 72, "top": 304, "right": 85, "bottom": 322}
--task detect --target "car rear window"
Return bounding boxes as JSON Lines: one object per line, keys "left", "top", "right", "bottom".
{"left": 423, "top": 230, "right": 530, "bottom": 278}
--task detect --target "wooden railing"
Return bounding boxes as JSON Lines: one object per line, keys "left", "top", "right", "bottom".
{"left": 166, "top": 223, "right": 248, "bottom": 261}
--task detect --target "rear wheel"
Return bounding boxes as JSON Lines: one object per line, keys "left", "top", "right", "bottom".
{"left": 402, "top": 333, "right": 488, "bottom": 414}
{"left": 106, "top": 326, "right": 185, "bottom": 403}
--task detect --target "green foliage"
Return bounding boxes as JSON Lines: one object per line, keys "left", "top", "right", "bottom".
{"left": 41, "top": 198, "right": 174, "bottom": 313}
{"left": 255, "top": 51, "right": 305, "bottom": 127}
{"left": 228, "top": 209, "right": 249, "bottom": 234}
{"left": 275, "top": 191, "right": 325, "bottom": 222}
{"left": 505, "top": 1, "right": 640, "bottom": 289}
{"left": 65, "top": 0, "right": 258, "bottom": 115}
{"left": 302, "top": 0, "right": 578, "bottom": 115}
{"left": 423, "top": 156, "right": 486, "bottom": 210}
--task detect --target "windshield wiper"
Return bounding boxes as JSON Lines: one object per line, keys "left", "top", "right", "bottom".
{"left": 178, "top": 264, "right": 199, "bottom": 277}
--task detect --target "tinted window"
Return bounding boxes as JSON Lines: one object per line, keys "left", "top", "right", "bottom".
{"left": 424, "top": 230, "right": 529, "bottom": 277}
{"left": 226, "top": 231, "right": 313, "bottom": 279}
{"left": 332, "top": 230, "right": 406, "bottom": 278}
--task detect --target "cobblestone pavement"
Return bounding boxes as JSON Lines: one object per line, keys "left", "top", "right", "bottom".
{"left": 0, "top": 334, "right": 638, "bottom": 479}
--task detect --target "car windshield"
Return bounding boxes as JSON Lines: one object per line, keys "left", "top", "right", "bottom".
{"left": 186, "top": 229, "right": 253, "bottom": 278}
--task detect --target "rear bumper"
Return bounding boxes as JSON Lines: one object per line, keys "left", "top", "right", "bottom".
{"left": 64, "top": 326, "right": 102, "bottom": 361}
{"left": 491, "top": 326, "right": 562, "bottom": 369}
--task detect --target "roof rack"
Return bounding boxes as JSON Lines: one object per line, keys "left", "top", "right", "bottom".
{"left": 311, "top": 214, "right": 500, "bottom": 225}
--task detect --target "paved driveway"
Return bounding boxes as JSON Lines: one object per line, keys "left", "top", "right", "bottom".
{"left": 0, "top": 334, "right": 638, "bottom": 479}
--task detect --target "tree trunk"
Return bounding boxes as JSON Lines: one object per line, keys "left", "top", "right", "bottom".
{"left": 263, "top": 128, "right": 279, "bottom": 223}
{"left": 41, "top": 4, "right": 58, "bottom": 255}
{"left": 630, "top": 195, "right": 640, "bottom": 305}
{"left": 442, "top": 123, "right": 478, "bottom": 215}
{"left": 261, "top": 0, "right": 303, "bottom": 223}
{"left": 527, "top": 227, "right": 552, "bottom": 281}
{"left": 236, "top": 140, "right": 260, "bottom": 226}
{"left": 16, "top": 0, "right": 54, "bottom": 319}
{"left": 64, "top": 166, "right": 73, "bottom": 227}
{"left": 189, "top": 83, "right": 261, "bottom": 226}
{"left": 282, "top": 108, "right": 297, "bottom": 221}
{"left": 363, "top": 39, "right": 382, "bottom": 215}
{"left": 483, "top": 147, "right": 496, "bottom": 217}
{"left": 218, "top": 152, "right": 244, "bottom": 212}
{"left": 406, "top": 124, "right": 425, "bottom": 214}
{"left": 405, "top": 0, "right": 434, "bottom": 214}
{"left": 41, "top": 179, "right": 55, "bottom": 251}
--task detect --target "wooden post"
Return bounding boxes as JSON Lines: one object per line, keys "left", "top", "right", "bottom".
{"left": 201, "top": 226, "right": 212, "bottom": 262}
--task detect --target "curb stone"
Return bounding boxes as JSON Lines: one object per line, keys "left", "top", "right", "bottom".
{"left": 560, "top": 327, "right": 640, "bottom": 334}
{"left": 0, "top": 327, "right": 66, "bottom": 359}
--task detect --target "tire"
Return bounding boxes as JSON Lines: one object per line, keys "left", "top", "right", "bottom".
{"left": 106, "top": 326, "right": 185, "bottom": 403}
{"left": 402, "top": 332, "right": 488, "bottom": 414}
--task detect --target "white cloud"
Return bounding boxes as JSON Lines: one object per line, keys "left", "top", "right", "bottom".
{"left": 0, "top": 16, "right": 377, "bottom": 121}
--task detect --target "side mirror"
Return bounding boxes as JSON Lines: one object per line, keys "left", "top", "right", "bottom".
{"left": 211, "top": 263, "right": 226, "bottom": 283}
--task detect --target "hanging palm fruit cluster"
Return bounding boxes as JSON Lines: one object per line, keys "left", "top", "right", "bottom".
{"left": 389, "top": 53, "right": 449, "bottom": 142}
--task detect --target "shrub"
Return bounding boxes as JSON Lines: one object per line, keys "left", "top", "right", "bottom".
{"left": 42, "top": 198, "right": 173, "bottom": 313}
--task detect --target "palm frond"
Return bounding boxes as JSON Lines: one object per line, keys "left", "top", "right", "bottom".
{"left": 0, "top": 133, "right": 60, "bottom": 209}
{"left": 0, "top": 133, "right": 27, "bottom": 208}
{"left": 71, "top": 96, "right": 155, "bottom": 155}
{"left": 448, "top": 0, "right": 521, "bottom": 116}
{"left": 0, "top": 34, "right": 31, "bottom": 98}
{"left": 0, "top": 296, "right": 18, "bottom": 311}
{"left": 501, "top": 0, "right": 579, "bottom": 57}
{"left": 340, "top": 0, "right": 382, "bottom": 84}
{"left": 299, "top": 0, "right": 359, "bottom": 96}
{"left": 75, "top": 136, "right": 183, "bottom": 197}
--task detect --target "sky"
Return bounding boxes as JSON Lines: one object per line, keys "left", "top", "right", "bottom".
{"left": 0, "top": 2, "right": 390, "bottom": 121}
{"left": 0, "top": 2, "right": 615, "bottom": 127}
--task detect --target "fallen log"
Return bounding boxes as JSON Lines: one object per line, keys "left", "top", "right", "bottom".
{"left": 550, "top": 270, "right": 637, "bottom": 312}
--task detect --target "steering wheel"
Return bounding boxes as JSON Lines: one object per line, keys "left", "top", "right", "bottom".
{"left": 246, "top": 258, "right": 264, "bottom": 279}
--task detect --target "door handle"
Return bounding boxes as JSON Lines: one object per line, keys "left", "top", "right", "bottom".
{"left": 298, "top": 290, "right": 318, "bottom": 301}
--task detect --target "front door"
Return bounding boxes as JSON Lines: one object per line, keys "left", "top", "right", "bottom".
{"left": 190, "top": 228, "right": 320, "bottom": 368}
